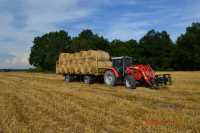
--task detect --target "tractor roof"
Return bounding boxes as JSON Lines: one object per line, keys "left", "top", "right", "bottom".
{"left": 112, "top": 56, "right": 132, "bottom": 60}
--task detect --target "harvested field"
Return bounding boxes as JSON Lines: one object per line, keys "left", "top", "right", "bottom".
{"left": 0, "top": 72, "right": 200, "bottom": 133}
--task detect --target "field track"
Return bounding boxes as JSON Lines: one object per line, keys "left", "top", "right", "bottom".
{"left": 0, "top": 72, "right": 200, "bottom": 133}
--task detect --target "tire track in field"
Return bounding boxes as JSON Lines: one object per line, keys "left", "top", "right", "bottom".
{"left": 0, "top": 74, "right": 143, "bottom": 131}
{"left": 0, "top": 73, "right": 171, "bottom": 113}
{"left": 0, "top": 74, "right": 119, "bottom": 127}
{"left": 0, "top": 77, "right": 74, "bottom": 131}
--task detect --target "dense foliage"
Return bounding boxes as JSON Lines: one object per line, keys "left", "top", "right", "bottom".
{"left": 29, "top": 23, "right": 200, "bottom": 71}
{"left": 138, "top": 30, "right": 174, "bottom": 70}
{"left": 173, "top": 23, "right": 200, "bottom": 70}
{"left": 29, "top": 31, "right": 71, "bottom": 71}
{"left": 69, "top": 29, "right": 110, "bottom": 53}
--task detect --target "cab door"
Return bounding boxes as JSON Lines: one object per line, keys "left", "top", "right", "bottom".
{"left": 112, "top": 59, "right": 124, "bottom": 76}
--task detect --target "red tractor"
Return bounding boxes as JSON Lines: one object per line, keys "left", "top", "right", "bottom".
{"left": 104, "top": 56, "right": 172, "bottom": 89}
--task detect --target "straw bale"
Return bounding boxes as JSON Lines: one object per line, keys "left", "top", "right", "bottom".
{"left": 57, "top": 50, "right": 112, "bottom": 75}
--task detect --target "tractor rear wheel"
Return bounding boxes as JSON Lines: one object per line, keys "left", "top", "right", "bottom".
{"left": 125, "top": 75, "right": 136, "bottom": 89}
{"left": 83, "top": 75, "right": 93, "bottom": 84}
{"left": 64, "top": 74, "right": 72, "bottom": 82}
{"left": 104, "top": 70, "right": 116, "bottom": 86}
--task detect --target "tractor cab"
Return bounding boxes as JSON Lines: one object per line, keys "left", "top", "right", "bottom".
{"left": 112, "top": 56, "right": 133, "bottom": 76}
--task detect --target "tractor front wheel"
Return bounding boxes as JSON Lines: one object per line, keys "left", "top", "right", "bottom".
{"left": 125, "top": 75, "right": 136, "bottom": 89}
{"left": 104, "top": 70, "right": 116, "bottom": 86}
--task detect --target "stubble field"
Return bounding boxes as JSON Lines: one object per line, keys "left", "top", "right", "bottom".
{"left": 0, "top": 72, "right": 200, "bottom": 133}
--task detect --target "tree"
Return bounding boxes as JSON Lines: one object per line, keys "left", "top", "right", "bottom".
{"left": 110, "top": 39, "right": 138, "bottom": 57}
{"left": 139, "top": 30, "right": 174, "bottom": 70}
{"left": 69, "top": 29, "right": 110, "bottom": 53}
{"left": 29, "top": 30, "right": 71, "bottom": 71}
{"left": 173, "top": 23, "right": 200, "bottom": 70}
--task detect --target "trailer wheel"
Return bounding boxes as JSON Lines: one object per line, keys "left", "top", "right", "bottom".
{"left": 83, "top": 76, "right": 93, "bottom": 84}
{"left": 125, "top": 75, "right": 136, "bottom": 89}
{"left": 104, "top": 70, "right": 116, "bottom": 86}
{"left": 64, "top": 74, "right": 72, "bottom": 82}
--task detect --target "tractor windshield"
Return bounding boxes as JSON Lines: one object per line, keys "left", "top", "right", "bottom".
{"left": 124, "top": 58, "right": 133, "bottom": 68}
{"left": 113, "top": 59, "right": 123, "bottom": 69}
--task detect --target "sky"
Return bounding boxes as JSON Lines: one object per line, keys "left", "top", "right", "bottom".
{"left": 0, "top": 0, "right": 200, "bottom": 69}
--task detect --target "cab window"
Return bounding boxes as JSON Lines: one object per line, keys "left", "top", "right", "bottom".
{"left": 112, "top": 59, "right": 123, "bottom": 69}
{"left": 124, "top": 58, "right": 132, "bottom": 68}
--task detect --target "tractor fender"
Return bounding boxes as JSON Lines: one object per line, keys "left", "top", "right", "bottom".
{"left": 107, "top": 67, "right": 120, "bottom": 79}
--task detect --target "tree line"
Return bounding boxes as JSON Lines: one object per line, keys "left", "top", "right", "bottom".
{"left": 29, "top": 22, "right": 200, "bottom": 71}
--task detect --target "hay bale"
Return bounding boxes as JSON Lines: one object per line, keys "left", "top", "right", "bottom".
{"left": 80, "top": 50, "right": 110, "bottom": 60}
{"left": 98, "top": 61, "right": 112, "bottom": 68}
{"left": 57, "top": 50, "right": 112, "bottom": 75}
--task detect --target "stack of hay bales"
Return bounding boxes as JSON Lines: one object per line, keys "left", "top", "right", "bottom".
{"left": 56, "top": 50, "right": 112, "bottom": 75}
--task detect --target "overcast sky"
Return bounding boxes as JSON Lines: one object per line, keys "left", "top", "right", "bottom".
{"left": 0, "top": 0, "right": 199, "bottom": 69}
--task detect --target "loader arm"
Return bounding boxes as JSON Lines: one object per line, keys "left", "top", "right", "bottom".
{"left": 126, "top": 64, "right": 158, "bottom": 87}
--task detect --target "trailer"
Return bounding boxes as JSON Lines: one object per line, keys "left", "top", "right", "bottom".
{"left": 56, "top": 50, "right": 112, "bottom": 84}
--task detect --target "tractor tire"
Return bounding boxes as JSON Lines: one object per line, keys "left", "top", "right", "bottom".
{"left": 125, "top": 75, "right": 136, "bottom": 89}
{"left": 64, "top": 74, "right": 72, "bottom": 82}
{"left": 104, "top": 70, "right": 116, "bottom": 86}
{"left": 83, "top": 75, "right": 93, "bottom": 84}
